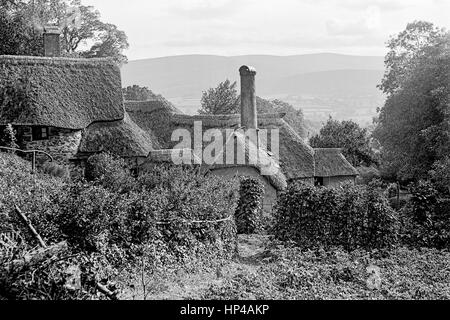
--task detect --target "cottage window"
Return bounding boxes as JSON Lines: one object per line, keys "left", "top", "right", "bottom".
{"left": 315, "top": 177, "right": 324, "bottom": 186}
{"left": 32, "top": 127, "right": 49, "bottom": 141}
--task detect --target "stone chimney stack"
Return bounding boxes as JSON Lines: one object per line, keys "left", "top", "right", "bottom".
{"left": 43, "top": 25, "right": 61, "bottom": 57}
{"left": 239, "top": 65, "right": 257, "bottom": 129}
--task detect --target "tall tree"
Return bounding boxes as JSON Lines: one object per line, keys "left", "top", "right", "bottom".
{"left": 0, "top": 1, "right": 43, "bottom": 55}
{"left": 80, "top": 22, "right": 129, "bottom": 64}
{"left": 199, "top": 80, "right": 239, "bottom": 115}
{"left": 310, "top": 117, "right": 377, "bottom": 167}
{"left": 374, "top": 21, "right": 450, "bottom": 182}
{"left": 379, "top": 21, "right": 445, "bottom": 96}
{"left": 0, "top": 0, "right": 129, "bottom": 63}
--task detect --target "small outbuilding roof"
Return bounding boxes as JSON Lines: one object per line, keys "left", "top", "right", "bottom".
{"left": 314, "top": 148, "right": 359, "bottom": 177}
{"left": 77, "top": 113, "right": 154, "bottom": 158}
{"left": 0, "top": 56, "right": 124, "bottom": 129}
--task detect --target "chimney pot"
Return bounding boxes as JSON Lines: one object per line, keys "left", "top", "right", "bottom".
{"left": 43, "top": 25, "right": 61, "bottom": 57}
{"left": 239, "top": 65, "right": 257, "bottom": 129}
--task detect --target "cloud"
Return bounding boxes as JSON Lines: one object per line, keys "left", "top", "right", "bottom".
{"left": 326, "top": 6, "right": 381, "bottom": 36}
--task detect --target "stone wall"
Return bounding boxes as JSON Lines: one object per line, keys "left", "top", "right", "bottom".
{"left": 210, "top": 166, "right": 278, "bottom": 214}
{"left": 24, "top": 127, "right": 82, "bottom": 164}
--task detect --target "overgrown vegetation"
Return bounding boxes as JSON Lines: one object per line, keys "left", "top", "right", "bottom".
{"left": 0, "top": 152, "right": 238, "bottom": 299}
{"left": 235, "top": 177, "right": 265, "bottom": 234}
{"left": 201, "top": 243, "right": 450, "bottom": 300}
{"left": 273, "top": 182, "right": 398, "bottom": 251}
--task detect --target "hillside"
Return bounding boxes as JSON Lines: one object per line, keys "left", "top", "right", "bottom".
{"left": 120, "top": 53, "right": 385, "bottom": 124}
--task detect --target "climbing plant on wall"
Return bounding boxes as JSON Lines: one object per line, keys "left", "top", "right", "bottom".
{"left": 235, "top": 177, "right": 265, "bottom": 234}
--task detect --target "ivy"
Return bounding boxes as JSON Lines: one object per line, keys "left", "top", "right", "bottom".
{"left": 235, "top": 177, "right": 265, "bottom": 234}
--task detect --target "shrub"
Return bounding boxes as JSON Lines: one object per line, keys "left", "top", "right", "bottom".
{"left": 429, "top": 157, "right": 450, "bottom": 196}
{"left": 85, "top": 152, "right": 135, "bottom": 193}
{"left": 235, "top": 177, "right": 265, "bottom": 234}
{"left": 40, "top": 161, "right": 70, "bottom": 180}
{"left": 273, "top": 182, "right": 398, "bottom": 251}
{"left": 136, "top": 166, "right": 239, "bottom": 257}
{"left": 399, "top": 181, "right": 450, "bottom": 249}
{"left": 355, "top": 166, "right": 380, "bottom": 185}
{"left": 0, "top": 124, "right": 19, "bottom": 150}
{"left": 52, "top": 182, "right": 116, "bottom": 252}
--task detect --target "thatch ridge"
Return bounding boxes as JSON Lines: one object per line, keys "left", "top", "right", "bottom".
{"left": 125, "top": 99, "right": 183, "bottom": 114}
{"left": 314, "top": 148, "right": 359, "bottom": 177}
{"left": 0, "top": 56, "right": 124, "bottom": 129}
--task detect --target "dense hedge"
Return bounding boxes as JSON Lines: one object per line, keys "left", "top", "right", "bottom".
{"left": 235, "top": 177, "right": 265, "bottom": 234}
{"left": 399, "top": 181, "right": 450, "bottom": 249}
{"left": 273, "top": 182, "right": 398, "bottom": 251}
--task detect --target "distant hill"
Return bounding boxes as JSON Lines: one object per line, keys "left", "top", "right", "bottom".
{"left": 272, "top": 69, "right": 385, "bottom": 96}
{"left": 120, "top": 53, "right": 385, "bottom": 124}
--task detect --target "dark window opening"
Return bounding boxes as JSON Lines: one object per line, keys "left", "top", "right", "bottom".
{"left": 32, "top": 127, "right": 49, "bottom": 141}
{"left": 314, "top": 177, "right": 324, "bottom": 186}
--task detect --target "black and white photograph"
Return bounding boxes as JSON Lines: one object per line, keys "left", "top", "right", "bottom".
{"left": 0, "top": 0, "right": 449, "bottom": 310}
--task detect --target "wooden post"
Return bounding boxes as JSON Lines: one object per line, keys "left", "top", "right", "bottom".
{"left": 31, "top": 151, "right": 36, "bottom": 174}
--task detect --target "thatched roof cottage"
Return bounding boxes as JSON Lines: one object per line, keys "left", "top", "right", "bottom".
{"left": 126, "top": 66, "right": 358, "bottom": 211}
{"left": 1, "top": 28, "right": 357, "bottom": 212}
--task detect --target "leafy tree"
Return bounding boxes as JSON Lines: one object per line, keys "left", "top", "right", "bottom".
{"left": 122, "top": 85, "right": 158, "bottom": 101}
{"left": 429, "top": 157, "right": 450, "bottom": 196}
{"left": 310, "top": 117, "right": 377, "bottom": 167}
{"left": 80, "top": 22, "right": 129, "bottom": 64}
{"left": 0, "top": 1, "right": 43, "bottom": 55}
{"left": 379, "top": 21, "right": 446, "bottom": 95}
{"left": 269, "top": 99, "right": 307, "bottom": 138}
{"left": 0, "top": 0, "right": 129, "bottom": 63}
{"left": 1, "top": 124, "right": 19, "bottom": 149}
{"left": 374, "top": 21, "right": 450, "bottom": 182}
{"left": 199, "top": 80, "right": 239, "bottom": 115}
{"left": 199, "top": 80, "right": 308, "bottom": 138}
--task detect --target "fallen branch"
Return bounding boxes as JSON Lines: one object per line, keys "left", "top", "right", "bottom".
{"left": 96, "top": 283, "right": 118, "bottom": 300}
{"left": 4, "top": 241, "right": 68, "bottom": 272}
{"left": 14, "top": 205, "right": 46, "bottom": 248}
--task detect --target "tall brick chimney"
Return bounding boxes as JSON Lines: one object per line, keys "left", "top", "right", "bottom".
{"left": 239, "top": 65, "right": 257, "bottom": 129}
{"left": 43, "top": 25, "right": 61, "bottom": 57}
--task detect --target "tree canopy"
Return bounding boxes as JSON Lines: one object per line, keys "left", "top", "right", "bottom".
{"left": 310, "top": 117, "right": 377, "bottom": 167}
{"left": 0, "top": 0, "right": 129, "bottom": 63}
{"left": 198, "top": 80, "right": 308, "bottom": 138}
{"left": 199, "top": 80, "right": 239, "bottom": 115}
{"left": 122, "top": 85, "right": 159, "bottom": 101}
{"left": 374, "top": 21, "right": 450, "bottom": 182}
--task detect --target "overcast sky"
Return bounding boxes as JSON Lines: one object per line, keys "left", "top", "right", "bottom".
{"left": 82, "top": 0, "right": 450, "bottom": 61}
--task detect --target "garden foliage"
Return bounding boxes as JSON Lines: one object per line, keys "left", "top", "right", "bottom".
{"left": 273, "top": 182, "right": 398, "bottom": 251}
{"left": 235, "top": 177, "right": 265, "bottom": 234}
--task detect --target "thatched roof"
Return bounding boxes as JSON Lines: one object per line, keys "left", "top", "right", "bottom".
{"left": 208, "top": 130, "right": 287, "bottom": 190}
{"left": 126, "top": 104, "right": 315, "bottom": 180}
{"left": 0, "top": 56, "right": 124, "bottom": 129}
{"left": 140, "top": 140, "right": 287, "bottom": 191}
{"left": 314, "top": 148, "right": 359, "bottom": 177}
{"left": 169, "top": 113, "right": 315, "bottom": 180}
{"left": 146, "top": 149, "right": 202, "bottom": 164}
{"left": 77, "top": 113, "right": 153, "bottom": 158}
